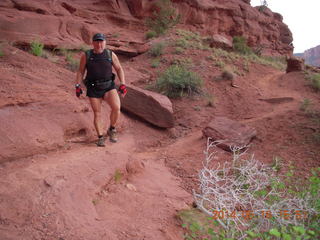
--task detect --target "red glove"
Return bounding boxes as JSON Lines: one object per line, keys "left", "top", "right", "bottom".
{"left": 75, "top": 84, "right": 83, "bottom": 97}
{"left": 118, "top": 84, "right": 127, "bottom": 96}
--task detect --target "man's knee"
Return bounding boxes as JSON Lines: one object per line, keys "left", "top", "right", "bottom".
{"left": 111, "top": 103, "right": 120, "bottom": 112}
{"left": 93, "top": 110, "right": 102, "bottom": 117}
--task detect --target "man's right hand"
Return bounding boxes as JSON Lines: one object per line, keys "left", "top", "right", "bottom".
{"left": 75, "top": 84, "right": 83, "bottom": 98}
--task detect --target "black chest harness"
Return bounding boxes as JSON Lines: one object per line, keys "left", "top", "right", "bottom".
{"left": 84, "top": 49, "right": 115, "bottom": 89}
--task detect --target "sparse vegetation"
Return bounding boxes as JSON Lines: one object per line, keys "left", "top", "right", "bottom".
{"left": 146, "top": 0, "right": 180, "bottom": 36}
{"left": 156, "top": 64, "right": 203, "bottom": 98}
{"left": 204, "top": 93, "right": 215, "bottom": 107}
{"left": 172, "top": 57, "right": 193, "bottom": 67}
{"left": 233, "top": 36, "right": 252, "bottom": 55}
{"left": 258, "top": 0, "right": 269, "bottom": 12}
{"left": 151, "top": 58, "right": 161, "bottom": 68}
{"left": 174, "top": 29, "right": 209, "bottom": 51}
{"left": 306, "top": 72, "right": 320, "bottom": 91}
{"left": 56, "top": 47, "right": 80, "bottom": 72}
{"left": 215, "top": 60, "right": 225, "bottom": 69}
{"left": 174, "top": 47, "right": 184, "bottom": 54}
{"left": 30, "top": 39, "right": 44, "bottom": 57}
{"left": 146, "top": 30, "right": 157, "bottom": 39}
{"left": 149, "top": 42, "right": 166, "bottom": 57}
{"left": 300, "top": 98, "right": 312, "bottom": 112}
{"left": 114, "top": 169, "right": 122, "bottom": 183}
{"left": 0, "top": 44, "right": 4, "bottom": 57}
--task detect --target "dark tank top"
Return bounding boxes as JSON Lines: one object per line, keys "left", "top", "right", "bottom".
{"left": 85, "top": 49, "right": 113, "bottom": 82}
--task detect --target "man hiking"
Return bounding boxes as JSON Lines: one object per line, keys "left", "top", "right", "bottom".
{"left": 75, "top": 33, "right": 127, "bottom": 147}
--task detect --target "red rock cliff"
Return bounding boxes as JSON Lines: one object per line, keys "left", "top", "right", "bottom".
{"left": 0, "top": 0, "right": 293, "bottom": 55}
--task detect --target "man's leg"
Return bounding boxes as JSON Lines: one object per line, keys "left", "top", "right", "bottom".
{"left": 89, "top": 97, "right": 105, "bottom": 146}
{"left": 104, "top": 89, "right": 120, "bottom": 142}
{"left": 104, "top": 89, "right": 121, "bottom": 128}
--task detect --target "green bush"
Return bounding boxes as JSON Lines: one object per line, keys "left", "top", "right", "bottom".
{"left": 146, "top": 30, "right": 157, "bottom": 39}
{"left": 146, "top": 0, "right": 180, "bottom": 36}
{"left": 175, "top": 38, "right": 188, "bottom": 49}
{"left": 149, "top": 42, "right": 166, "bottom": 57}
{"left": 151, "top": 58, "right": 160, "bottom": 68}
{"left": 174, "top": 47, "right": 184, "bottom": 54}
{"left": 156, "top": 64, "right": 202, "bottom": 98}
{"left": 0, "top": 44, "right": 4, "bottom": 57}
{"left": 233, "top": 36, "right": 252, "bottom": 55}
{"left": 30, "top": 39, "right": 44, "bottom": 57}
{"left": 308, "top": 73, "right": 320, "bottom": 91}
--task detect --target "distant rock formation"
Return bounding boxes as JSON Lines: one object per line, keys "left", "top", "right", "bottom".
{"left": 294, "top": 45, "right": 320, "bottom": 67}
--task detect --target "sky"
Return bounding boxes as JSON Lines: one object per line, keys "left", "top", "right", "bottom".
{"left": 250, "top": 0, "right": 320, "bottom": 53}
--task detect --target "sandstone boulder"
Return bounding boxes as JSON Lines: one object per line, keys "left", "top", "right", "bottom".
{"left": 205, "top": 34, "right": 233, "bottom": 50}
{"left": 120, "top": 85, "right": 174, "bottom": 128}
{"left": 286, "top": 57, "right": 305, "bottom": 73}
{"left": 202, "top": 117, "right": 257, "bottom": 151}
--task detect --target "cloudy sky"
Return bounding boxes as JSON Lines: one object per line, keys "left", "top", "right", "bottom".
{"left": 250, "top": 0, "right": 320, "bottom": 53}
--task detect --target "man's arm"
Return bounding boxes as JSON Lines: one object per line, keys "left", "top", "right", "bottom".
{"left": 112, "top": 52, "right": 125, "bottom": 85}
{"left": 76, "top": 53, "right": 86, "bottom": 85}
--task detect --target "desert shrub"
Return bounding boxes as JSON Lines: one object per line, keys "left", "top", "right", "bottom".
{"left": 300, "top": 98, "right": 312, "bottom": 112}
{"left": 176, "top": 29, "right": 201, "bottom": 41}
{"left": 233, "top": 36, "right": 252, "bottom": 55}
{"left": 307, "top": 72, "right": 320, "bottom": 91}
{"left": 174, "top": 47, "right": 184, "bottom": 54}
{"left": 149, "top": 42, "right": 166, "bottom": 57}
{"left": 146, "top": 0, "right": 180, "bottom": 36}
{"left": 145, "top": 30, "right": 157, "bottom": 39}
{"left": 0, "top": 44, "right": 4, "bottom": 57}
{"left": 151, "top": 58, "right": 161, "bottom": 68}
{"left": 30, "top": 39, "right": 44, "bottom": 57}
{"left": 258, "top": 0, "right": 269, "bottom": 12}
{"left": 215, "top": 60, "right": 225, "bottom": 68}
{"left": 175, "top": 38, "right": 189, "bottom": 49}
{"left": 156, "top": 64, "right": 203, "bottom": 98}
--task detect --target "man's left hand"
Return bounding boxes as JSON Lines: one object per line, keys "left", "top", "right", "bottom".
{"left": 118, "top": 84, "right": 127, "bottom": 97}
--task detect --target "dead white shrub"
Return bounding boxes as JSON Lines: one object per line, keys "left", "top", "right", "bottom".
{"left": 193, "top": 138, "right": 317, "bottom": 239}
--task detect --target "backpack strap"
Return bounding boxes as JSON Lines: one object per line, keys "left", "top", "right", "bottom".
{"left": 85, "top": 49, "right": 92, "bottom": 65}
{"left": 105, "top": 49, "right": 112, "bottom": 63}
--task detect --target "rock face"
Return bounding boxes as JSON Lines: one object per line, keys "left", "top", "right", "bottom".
{"left": 286, "top": 57, "right": 305, "bottom": 73}
{"left": 202, "top": 117, "right": 257, "bottom": 151}
{"left": 0, "top": 0, "right": 293, "bottom": 56}
{"left": 120, "top": 85, "right": 174, "bottom": 128}
{"left": 296, "top": 45, "right": 320, "bottom": 67}
{"left": 172, "top": 0, "right": 293, "bottom": 55}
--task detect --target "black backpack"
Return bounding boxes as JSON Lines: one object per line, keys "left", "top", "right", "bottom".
{"left": 83, "top": 49, "right": 115, "bottom": 87}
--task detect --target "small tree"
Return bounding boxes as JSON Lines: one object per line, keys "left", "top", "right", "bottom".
{"left": 259, "top": 0, "right": 268, "bottom": 12}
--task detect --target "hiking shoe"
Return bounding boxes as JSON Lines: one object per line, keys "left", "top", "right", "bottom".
{"left": 107, "top": 128, "right": 117, "bottom": 143}
{"left": 96, "top": 136, "right": 105, "bottom": 147}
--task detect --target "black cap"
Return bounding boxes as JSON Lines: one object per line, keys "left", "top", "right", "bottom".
{"left": 92, "top": 33, "right": 106, "bottom": 41}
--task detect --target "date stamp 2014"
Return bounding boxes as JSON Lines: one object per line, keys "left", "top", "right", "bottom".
{"left": 212, "top": 209, "right": 309, "bottom": 221}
